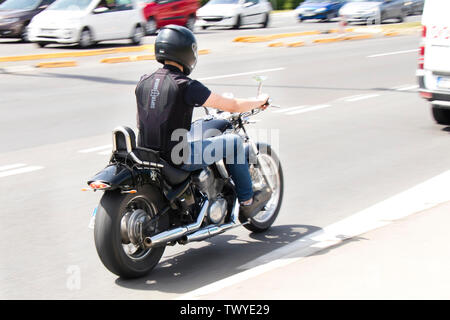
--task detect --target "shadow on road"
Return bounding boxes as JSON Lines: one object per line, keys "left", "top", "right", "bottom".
{"left": 115, "top": 224, "right": 321, "bottom": 294}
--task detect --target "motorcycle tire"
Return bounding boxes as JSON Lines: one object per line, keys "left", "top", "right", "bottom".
{"left": 94, "top": 184, "right": 169, "bottom": 278}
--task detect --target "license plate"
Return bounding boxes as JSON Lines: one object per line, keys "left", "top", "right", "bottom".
{"left": 88, "top": 206, "right": 97, "bottom": 229}
{"left": 437, "top": 77, "right": 450, "bottom": 90}
{"left": 304, "top": 12, "right": 315, "bottom": 16}
{"left": 41, "top": 28, "right": 55, "bottom": 36}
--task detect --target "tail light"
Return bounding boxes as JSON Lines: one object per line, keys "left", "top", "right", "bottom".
{"left": 419, "top": 25, "right": 426, "bottom": 69}
{"left": 89, "top": 181, "right": 111, "bottom": 190}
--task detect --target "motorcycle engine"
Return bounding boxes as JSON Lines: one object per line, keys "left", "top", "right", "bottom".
{"left": 192, "top": 167, "right": 228, "bottom": 225}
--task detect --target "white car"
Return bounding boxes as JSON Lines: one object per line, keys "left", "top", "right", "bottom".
{"left": 28, "top": 0, "right": 146, "bottom": 48}
{"left": 417, "top": 0, "right": 450, "bottom": 124}
{"left": 195, "top": 0, "right": 272, "bottom": 30}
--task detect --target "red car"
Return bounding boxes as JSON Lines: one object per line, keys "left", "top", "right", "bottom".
{"left": 139, "top": 0, "right": 199, "bottom": 35}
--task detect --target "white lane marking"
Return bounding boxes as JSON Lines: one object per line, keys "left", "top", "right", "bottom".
{"left": 344, "top": 94, "right": 380, "bottom": 102}
{"left": 272, "top": 105, "right": 307, "bottom": 114}
{"left": 392, "top": 84, "right": 419, "bottom": 91}
{"left": 367, "top": 49, "right": 419, "bottom": 58}
{"left": 198, "top": 67, "right": 285, "bottom": 81}
{"left": 286, "top": 104, "right": 331, "bottom": 115}
{"left": 97, "top": 150, "right": 112, "bottom": 155}
{"left": 0, "top": 166, "right": 44, "bottom": 178}
{"left": 177, "top": 170, "right": 450, "bottom": 300}
{"left": 0, "top": 163, "right": 26, "bottom": 172}
{"left": 78, "top": 145, "right": 112, "bottom": 153}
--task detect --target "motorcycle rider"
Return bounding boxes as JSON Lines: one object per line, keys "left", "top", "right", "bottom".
{"left": 135, "top": 25, "right": 271, "bottom": 220}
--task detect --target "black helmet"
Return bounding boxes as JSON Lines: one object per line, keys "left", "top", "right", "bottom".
{"left": 155, "top": 25, "right": 198, "bottom": 76}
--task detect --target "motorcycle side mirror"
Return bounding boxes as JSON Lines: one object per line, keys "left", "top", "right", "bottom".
{"left": 253, "top": 75, "right": 268, "bottom": 96}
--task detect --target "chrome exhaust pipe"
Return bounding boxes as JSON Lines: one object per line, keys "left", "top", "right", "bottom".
{"left": 143, "top": 200, "right": 209, "bottom": 248}
{"left": 181, "top": 199, "right": 243, "bottom": 244}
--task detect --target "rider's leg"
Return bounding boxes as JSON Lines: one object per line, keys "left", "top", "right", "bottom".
{"left": 181, "top": 134, "right": 271, "bottom": 219}
{"left": 181, "top": 134, "right": 253, "bottom": 202}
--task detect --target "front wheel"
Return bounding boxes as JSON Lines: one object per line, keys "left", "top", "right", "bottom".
{"left": 94, "top": 184, "right": 169, "bottom": 278}
{"left": 242, "top": 143, "right": 284, "bottom": 233}
{"left": 79, "top": 28, "right": 93, "bottom": 48}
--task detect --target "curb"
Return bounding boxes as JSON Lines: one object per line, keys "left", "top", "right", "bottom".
{"left": 0, "top": 44, "right": 154, "bottom": 63}
{"left": 268, "top": 33, "right": 374, "bottom": 48}
{"left": 100, "top": 49, "right": 211, "bottom": 64}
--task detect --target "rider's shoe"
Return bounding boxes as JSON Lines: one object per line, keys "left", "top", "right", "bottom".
{"left": 239, "top": 187, "right": 272, "bottom": 220}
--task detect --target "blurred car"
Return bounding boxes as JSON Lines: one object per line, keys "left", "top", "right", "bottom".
{"left": 295, "top": 0, "right": 347, "bottom": 22}
{"left": 28, "top": 0, "right": 146, "bottom": 48}
{"left": 417, "top": 1, "right": 450, "bottom": 124}
{"left": 403, "top": 0, "right": 423, "bottom": 16}
{"left": 339, "top": 0, "right": 405, "bottom": 25}
{"left": 195, "top": 0, "right": 272, "bottom": 30}
{"left": 138, "top": 0, "right": 199, "bottom": 35}
{"left": 0, "top": 0, "right": 55, "bottom": 41}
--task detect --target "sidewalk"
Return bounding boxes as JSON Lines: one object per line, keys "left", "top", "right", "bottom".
{"left": 198, "top": 201, "right": 450, "bottom": 300}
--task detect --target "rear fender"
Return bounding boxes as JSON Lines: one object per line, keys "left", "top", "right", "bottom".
{"left": 87, "top": 164, "right": 134, "bottom": 190}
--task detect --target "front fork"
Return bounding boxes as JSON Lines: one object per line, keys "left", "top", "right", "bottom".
{"left": 242, "top": 125, "right": 274, "bottom": 192}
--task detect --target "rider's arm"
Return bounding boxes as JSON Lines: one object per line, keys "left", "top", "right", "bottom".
{"left": 203, "top": 92, "right": 269, "bottom": 113}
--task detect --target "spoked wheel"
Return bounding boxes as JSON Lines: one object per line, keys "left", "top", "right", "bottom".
{"left": 94, "top": 185, "right": 169, "bottom": 278}
{"left": 242, "top": 143, "right": 284, "bottom": 232}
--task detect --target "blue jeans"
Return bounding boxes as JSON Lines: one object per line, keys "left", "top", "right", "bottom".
{"left": 181, "top": 134, "right": 253, "bottom": 202}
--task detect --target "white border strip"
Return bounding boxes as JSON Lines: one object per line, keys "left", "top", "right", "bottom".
{"left": 78, "top": 145, "right": 112, "bottom": 153}
{"left": 367, "top": 49, "right": 419, "bottom": 58}
{"left": 0, "top": 163, "right": 26, "bottom": 172}
{"left": 286, "top": 104, "right": 331, "bottom": 115}
{"left": 177, "top": 170, "right": 450, "bottom": 300}
{"left": 0, "top": 166, "right": 44, "bottom": 178}
{"left": 198, "top": 68, "right": 285, "bottom": 81}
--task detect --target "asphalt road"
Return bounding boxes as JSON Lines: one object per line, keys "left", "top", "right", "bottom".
{"left": 0, "top": 13, "right": 440, "bottom": 299}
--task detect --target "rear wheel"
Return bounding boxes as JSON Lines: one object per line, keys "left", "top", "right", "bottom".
{"left": 130, "top": 25, "right": 144, "bottom": 45}
{"left": 233, "top": 15, "right": 241, "bottom": 29}
{"left": 241, "top": 143, "right": 284, "bottom": 233}
{"left": 262, "top": 13, "right": 269, "bottom": 28}
{"left": 94, "top": 184, "right": 169, "bottom": 278}
{"left": 398, "top": 10, "right": 405, "bottom": 23}
{"left": 37, "top": 42, "right": 47, "bottom": 48}
{"left": 146, "top": 17, "right": 157, "bottom": 35}
{"left": 432, "top": 105, "right": 450, "bottom": 125}
{"left": 21, "top": 24, "right": 30, "bottom": 42}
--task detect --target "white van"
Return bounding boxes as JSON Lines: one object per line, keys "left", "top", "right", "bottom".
{"left": 417, "top": 0, "right": 450, "bottom": 124}
{"left": 28, "top": 0, "right": 146, "bottom": 48}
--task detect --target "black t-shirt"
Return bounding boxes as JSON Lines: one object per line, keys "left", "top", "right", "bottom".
{"left": 163, "top": 65, "right": 211, "bottom": 107}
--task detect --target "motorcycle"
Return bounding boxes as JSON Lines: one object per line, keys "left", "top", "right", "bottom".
{"left": 85, "top": 77, "right": 284, "bottom": 278}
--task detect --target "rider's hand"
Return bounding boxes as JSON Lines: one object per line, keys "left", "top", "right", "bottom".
{"left": 257, "top": 93, "right": 270, "bottom": 110}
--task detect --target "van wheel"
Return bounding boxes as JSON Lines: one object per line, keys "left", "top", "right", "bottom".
{"left": 432, "top": 105, "right": 450, "bottom": 125}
